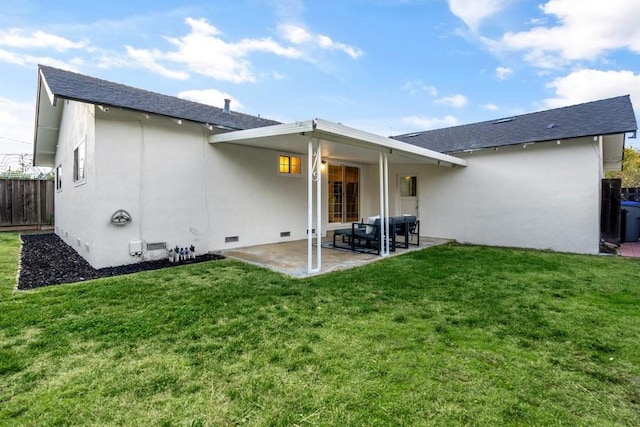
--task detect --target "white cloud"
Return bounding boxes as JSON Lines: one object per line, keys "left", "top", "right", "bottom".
{"left": 177, "top": 89, "right": 244, "bottom": 111}
{"left": 401, "top": 115, "right": 459, "bottom": 130}
{"left": 125, "top": 46, "right": 189, "bottom": 80}
{"left": 435, "top": 94, "right": 468, "bottom": 108}
{"left": 448, "top": 0, "right": 507, "bottom": 32}
{"left": 482, "top": 103, "right": 500, "bottom": 111}
{"left": 0, "top": 28, "right": 87, "bottom": 52}
{"left": 0, "top": 97, "right": 35, "bottom": 154}
{"left": 128, "top": 17, "right": 302, "bottom": 83}
{"left": 485, "top": 0, "right": 640, "bottom": 68}
{"left": 401, "top": 80, "right": 438, "bottom": 96}
{"left": 495, "top": 66, "right": 513, "bottom": 80}
{"left": 0, "top": 48, "right": 79, "bottom": 70}
{"left": 278, "top": 24, "right": 363, "bottom": 59}
{"left": 279, "top": 24, "right": 313, "bottom": 44}
{"left": 542, "top": 69, "right": 640, "bottom": 111}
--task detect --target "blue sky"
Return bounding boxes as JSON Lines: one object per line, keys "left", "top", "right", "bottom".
{"left": 1, "top": 0, "right": 639, "bottom": 159}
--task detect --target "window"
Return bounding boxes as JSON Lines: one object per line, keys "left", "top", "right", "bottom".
{"left": 55, "top": 165, "right": 62, "bottom": 191}
{"left": 73, "top": 141, "right": 86, "bottom": 183}
{"left": 279, "top": 154, "right": 301, "bottom": 175}
{"left": 400, "top": 176, "right": 417, "bottom": 197}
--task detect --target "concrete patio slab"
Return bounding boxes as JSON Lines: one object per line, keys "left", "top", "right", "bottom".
{"left": 619, "top": 241, "right": 640, "bottom": 258}
{"left": 219, "top": 236, "right": 452, "bottom": 277}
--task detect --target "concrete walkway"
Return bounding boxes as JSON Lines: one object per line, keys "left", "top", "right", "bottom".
{"left": 619, "top": 241, "right": 640, "bottom": 258}
{"left": 220, "top": 236, "right": 452, "bottom": 278}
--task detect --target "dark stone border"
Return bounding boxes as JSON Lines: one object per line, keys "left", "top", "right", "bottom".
{"left": 18, "top": 233, "right": 224, "bottom": 290}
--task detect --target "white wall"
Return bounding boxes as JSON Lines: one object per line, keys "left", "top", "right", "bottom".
{"left": 91, "top": 112, "right": 214, "bottom": 268}
{"left": 420, "top": 138, "right": 602, "bottom": 254}
{"left": 53, "top": 101, "right": 98, "bottom": 262}
{"left": 56, "top": 105, "right": 315, "bottom": 268}
{"left": 54, "top": 104, "right": 604, "bottom": 268}
{"left": 207, "top": 144, "right": 310, "bottom": 249}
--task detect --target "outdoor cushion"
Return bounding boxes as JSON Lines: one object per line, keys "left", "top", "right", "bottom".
{"left": 366, "top": 216, "right": 380, "bottom": 234}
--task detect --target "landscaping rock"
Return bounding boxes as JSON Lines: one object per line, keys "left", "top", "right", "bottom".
{"left": 18, "top": 233, "right": 223, "bottom": 290}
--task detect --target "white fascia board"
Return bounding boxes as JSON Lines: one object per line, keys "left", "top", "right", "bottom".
{"left": 209, "top": 117, "right": 467, "bottom": 167}
{"left": 209, "top": 120, "right": 315, "bottom": 143}
{"left": 314, "top": 118, "right": 467, "bottom": 167}
{"left": 39, "top": 69, "right": 57, "bottom": 107}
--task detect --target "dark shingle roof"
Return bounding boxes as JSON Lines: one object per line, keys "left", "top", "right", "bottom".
{"left": 393, "top": 96, "right": 637, "bottom": 154}
{"left": 39, "top": 65, "right": 280, "bottom": 130}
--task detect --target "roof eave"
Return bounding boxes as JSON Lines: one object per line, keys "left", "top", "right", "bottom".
{"left": 33, "top": 68, "right": 61, "bottom": 167}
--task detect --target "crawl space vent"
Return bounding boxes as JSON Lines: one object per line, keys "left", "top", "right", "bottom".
{"left": 146, "top": 242, "right": 167, "bottom": 251}
{"left": 280, "top": 231, "right": 291, "bottom": 237}
{"left": 225, "top": 236, "right": 239, "bottom": 243}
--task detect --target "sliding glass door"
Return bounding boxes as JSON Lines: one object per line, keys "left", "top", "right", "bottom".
{"left": 328, "top": 164, "right": 359, "bottom": 223}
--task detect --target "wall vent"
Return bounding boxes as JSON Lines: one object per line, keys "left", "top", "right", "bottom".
{"left": 146, "top": 242, "right": 167, "bottom": 251}
{"left": 225, "top": 236, "right": 239, "bottom": 243}
{"left": 306, "top": 228, "right": 316, "bottom": 234}
{"left": 280, "top": 231, "right": 291, "bottom": 237}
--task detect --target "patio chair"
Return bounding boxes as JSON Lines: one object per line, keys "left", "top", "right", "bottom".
{"left": 391, "top": 215, "right": 420, "bottom": 248}
{"left": 332, "top": 216, "right": 397, "bottom": 254}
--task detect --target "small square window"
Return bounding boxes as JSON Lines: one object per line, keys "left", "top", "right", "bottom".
{"left": 55, "top": 165, "right": 62, "bottom": 190}
{"left": 400, "top": 176, "right": 417, "bottom": 197}
{"left": 279, "top": 154, "right": 302, "bottom": 176}
{"left": 73, "top": 141, "right": 86, "bottom": 183}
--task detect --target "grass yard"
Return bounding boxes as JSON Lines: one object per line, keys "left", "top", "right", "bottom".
{"left": 1, "top": 233, "right": 639, "bottom": 426}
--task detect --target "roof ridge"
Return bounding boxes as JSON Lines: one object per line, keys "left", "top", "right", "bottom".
{"left": 394, "top": 95, "right": 632, "bottom": 138}
{"left": 37, "top": 64, "right": 280, "bottom": 128}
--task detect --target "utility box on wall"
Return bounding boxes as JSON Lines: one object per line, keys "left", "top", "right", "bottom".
{"left": 129, "top": 241, "right": 143, "bottom": 255}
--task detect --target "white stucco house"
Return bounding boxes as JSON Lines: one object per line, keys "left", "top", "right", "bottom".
{"left": 33, "top": 65, "right": 637, "bottom": 273}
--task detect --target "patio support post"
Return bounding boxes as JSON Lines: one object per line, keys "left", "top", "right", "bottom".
{"left": 307, "top": 138, "right": 321, "bottom": 274}
{"left": 384, "top": 152, "right": 390, "bottom": 255}
{"left": 378, "top": 152, "right": 390, "bottom": 256}
{"left": 316, "top": 140, "right": 322, "bottom": 272}
{"left": 379, "top": 153, "right": 384, "bottom": 254}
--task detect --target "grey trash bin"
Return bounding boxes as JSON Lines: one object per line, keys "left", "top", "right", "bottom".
{"left": 621, "top": 201, "right": 640, "bottom": 242}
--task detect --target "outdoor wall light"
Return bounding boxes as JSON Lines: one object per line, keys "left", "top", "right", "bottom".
{"left": 321, "top": 160, "right": 327, "bottom": 170}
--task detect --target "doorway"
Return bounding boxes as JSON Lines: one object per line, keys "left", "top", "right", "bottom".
{"left": 328, "top": 165, "right": 360, "bottom": 223}
{"left": 399, "top": 175, "right": 418, "bottom": 216}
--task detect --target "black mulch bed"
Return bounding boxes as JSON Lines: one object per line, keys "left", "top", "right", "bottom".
{"left": 18, "top": 233, "right": 224, "bottom": 290}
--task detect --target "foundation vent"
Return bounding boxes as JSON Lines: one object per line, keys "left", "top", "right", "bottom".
{"left": 146, "top": 242, "right": 167, "bottom": 251}
{"left": 225, "top": 236, "right": 239, "bottom": 243}
{"left": 280, "top": 231, "right": 291, "bottom": 237}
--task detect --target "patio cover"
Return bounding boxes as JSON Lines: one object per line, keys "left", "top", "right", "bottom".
{"left": 210, "top": 118, "right": 468, "bottom": 167}
{"left": 209, "top": 118, "right": 467, "bottom": 274}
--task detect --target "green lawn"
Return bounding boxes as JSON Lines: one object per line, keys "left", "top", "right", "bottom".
{"left": 1, "top": 233, "right": 639, "bottom": 426}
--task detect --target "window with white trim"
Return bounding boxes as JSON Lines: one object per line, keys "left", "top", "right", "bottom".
{"left": 73, "top": 141, "right": 86, "bottom": 183}
{"left": 279, "top": 154, "right": 301, "bottom": 176}
{"left": 55, "top": 165, "right": 62, "bottom": 191}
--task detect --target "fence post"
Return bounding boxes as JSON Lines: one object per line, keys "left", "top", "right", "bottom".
{"left": 36, "top": 178, "right": 41, "bottom": 229}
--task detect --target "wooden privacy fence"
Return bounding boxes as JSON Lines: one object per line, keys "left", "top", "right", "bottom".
{"left": 0, "top": 179, "right": 54, "bottom": 228}
{"left": 622, "top": 187, "right": 640, "bottom": 201}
